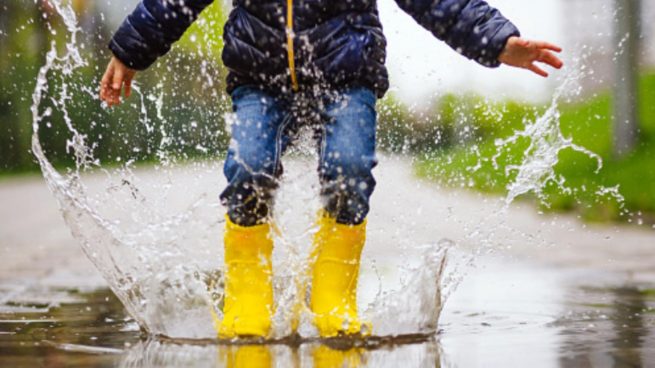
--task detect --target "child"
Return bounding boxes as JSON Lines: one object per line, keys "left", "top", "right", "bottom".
{"left": 100, "top": 0, "right": 562, "bottom": 338}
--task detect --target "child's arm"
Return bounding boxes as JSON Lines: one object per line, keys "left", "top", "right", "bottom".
{"left": 394, "top": 0, "right": 562, "bottom": 75}
{"left": 99, "top": 0, "right": 214, "bottom": 106}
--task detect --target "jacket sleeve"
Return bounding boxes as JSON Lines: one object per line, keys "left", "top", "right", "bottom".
{"left": 394, "top": 0, "right": 520, "bottom": 67}
{"left": 109, "top": 0, "right": 214, "bottom": 70}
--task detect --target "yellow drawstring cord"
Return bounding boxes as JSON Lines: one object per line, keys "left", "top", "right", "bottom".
{"left": 286, "top": 0, "right": 299, "bottom": 92}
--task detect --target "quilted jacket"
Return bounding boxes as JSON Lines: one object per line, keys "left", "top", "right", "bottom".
{"left": 109, "top": 0, "right": 520, "bottom": 97}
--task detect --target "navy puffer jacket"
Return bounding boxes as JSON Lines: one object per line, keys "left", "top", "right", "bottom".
{"left": 109, "top": 0, "right": 520, "bottom": 98}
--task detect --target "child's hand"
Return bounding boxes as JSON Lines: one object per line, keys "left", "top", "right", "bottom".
{"left": 498, "top": 36, "right": 563, "bottom": 77}
{"left": 99, "top": 56, "right": 136, "bottom": 107}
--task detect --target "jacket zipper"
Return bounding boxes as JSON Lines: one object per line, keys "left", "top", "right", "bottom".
{"left": 286, "top": 0, "right": 299, "bottom": 92}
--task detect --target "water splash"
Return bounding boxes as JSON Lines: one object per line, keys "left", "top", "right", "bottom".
{"left": 30, "top": 0, "right": 449, "bottom": 340}
{"left": 493, "top": 70, "right": 604, "bottom": 206}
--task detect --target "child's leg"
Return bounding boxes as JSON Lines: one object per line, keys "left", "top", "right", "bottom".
{"left": 220, "top": 86, "right": 292, "bottom": 226}
{"left": 309, "top": 87, "right": 377, "bottom": 337}
{"left": 218, "top": 86, "right": 291, "bottom": 338}
{"left": 319, "top": 87, "right": 377, "bottom": 225}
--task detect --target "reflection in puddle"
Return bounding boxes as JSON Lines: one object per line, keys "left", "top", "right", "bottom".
{"left": 1, "top": 261, "right": 654, "bottom": 367}
{"left": 0, "top": 287, "right": 139, "bottom": 367}
{"left": 555, "top": 286, "right": 655, "bottom": 367}
{"left": 121, "top": 339, "right": 440, "bottom": 367}
{"left": 0, "top": 287, "right": 441, "bottom": 367}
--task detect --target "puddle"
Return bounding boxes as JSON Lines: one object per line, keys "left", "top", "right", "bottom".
{"left": 2, "top": 258, "right": 653, "bottom": 367}
{"left": 0, "top": 287, "right": 140, "bottom": 367}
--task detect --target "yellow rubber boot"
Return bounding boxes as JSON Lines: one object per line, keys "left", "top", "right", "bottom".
{"left": 217, "top": 217, "right": 274, "bottom": 339}
{"left": 310, "top": 214, "right": 371, "bottom": 337}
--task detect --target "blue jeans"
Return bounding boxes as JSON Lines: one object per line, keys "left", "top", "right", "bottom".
{"left": 220, "top": 86, "right": 377, "bottom": 226}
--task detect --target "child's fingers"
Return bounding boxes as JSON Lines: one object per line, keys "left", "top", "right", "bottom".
{"left": 100, "top": 66, "right": 113, "bottom": 102}
{"left": 101, "top": 85, "right": 113, "bottom": 105}
{"left": 532, "top": 41, "right": 562, "bottom": 52}
{"left": 527, "top": 63, "right": 548, "bottom": 78}
{"left": 535, "top": 41, "right": 562, "bottom": 53}
{"left": 538, "top": 51, "right": 564, "bottom": 69}
{"left": 105, "top": 89, "right": 113, "bottom": 106}
{"left": 124, "top": 77, "right": 132, "bottom": 98}
{"left": 112, "top": 68, "right": 124, "bottom": 91}
{"left": 109, "top": 85, "right": 119, "bottom": 106}
{"left": 110, "top": 68, "right": 125, "bottom": 105}
{"left": 101, "top": 64, "right": 113, "bottom": 87}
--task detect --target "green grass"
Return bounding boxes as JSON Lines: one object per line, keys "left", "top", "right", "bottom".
{"left": 415, "top": 73, "right": 655, "bottom": 223}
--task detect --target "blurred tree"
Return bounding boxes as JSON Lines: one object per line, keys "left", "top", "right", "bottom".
{"left": 0, "top": 1, "right": 52, "bottom": 171}
{"left": 0, "top": 0, "right": 231, "bottom": 173}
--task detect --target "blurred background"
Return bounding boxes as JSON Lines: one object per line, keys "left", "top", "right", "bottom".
{"left": 0, "top": 0, "right": 653, "bottom": 224}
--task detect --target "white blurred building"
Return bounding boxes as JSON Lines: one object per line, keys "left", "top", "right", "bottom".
{"left": 560, "top": 0, "right": 655, "bottom": 95}
{"left": 382, "top": 0, "right": 655, "bottom": 103}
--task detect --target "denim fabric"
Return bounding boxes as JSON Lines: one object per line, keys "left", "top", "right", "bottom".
{"left": 221, "top": 86, "right": 377, "bottom": 226}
